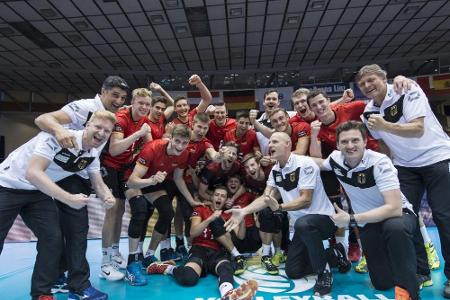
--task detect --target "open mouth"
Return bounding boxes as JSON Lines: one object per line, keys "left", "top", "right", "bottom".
{"left": 299, "top": 108, "right": 307, "bottom": 114}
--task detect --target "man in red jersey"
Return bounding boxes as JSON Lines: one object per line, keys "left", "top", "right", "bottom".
{"left": 254, "top": 108, "right": 311, "bottom": 156}
{"left": 146, "top": 186, "right": 258, "bottom": 300}
{"left": 169, "top": 74, "right": 212, "bottom": 128}
{"left": 123, "top": 125, "right": 200, "bottom": 286}
{"left": 224, "top": 110, "right": 261, "bottom": 159}
{"left": 206, "top": 102, "right": 237, "bottom": 150}
{"left": 100, "top": 88, "right": 153, "bottom": 280}
{"left": 147, "top": 82, "right": 174, "bottom": 140}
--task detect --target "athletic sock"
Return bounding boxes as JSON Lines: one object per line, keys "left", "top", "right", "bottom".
{"left": 231, "top": 247, "right": 241, "bottom": 257}
{"left": 145, "top": 249, "right": 155, "bottom": 258}
{"left": 128, "top": 252, "right": 143, "bottom": 265}
{"left": 262, "top": 244, "right": 271, "bottom": 256}
{"left": 111, "top": 243, "right": 120, "bottom": 255}
{"left": 102, "top": 247, "right": 110, "bottom": 265}
{"left": 160, "top": 238, "right": 171, "bottom": 249}
{"left": 137, "top": 241, "right": 144, "bottom": 253}
{"left": 219, "top": 282, "right": 234, "bottom": 297}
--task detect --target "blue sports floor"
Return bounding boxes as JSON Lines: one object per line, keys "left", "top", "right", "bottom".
{"left": 0, "top": 227, "right": 446, "bottom": 300}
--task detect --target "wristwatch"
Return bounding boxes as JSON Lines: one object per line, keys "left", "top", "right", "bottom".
{"left": 349, "top": 214, "right": 358, "bottom": 227}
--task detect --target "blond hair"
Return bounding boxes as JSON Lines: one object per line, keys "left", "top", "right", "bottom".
{"left": 292, "top": 88, "right": 310, "bottom": 99}
{"left": 355, "top": 64, "right": 387, "bottom": 82}
{"left": 89, "top": 110, "right": 117, "bottom": 124}
{"left": 132, "top": 88, "right": 152, "bottom": 99}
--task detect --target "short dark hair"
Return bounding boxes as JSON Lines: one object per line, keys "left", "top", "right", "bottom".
{"left": 264, "top": 89, "right": 278, "bottom": 99}
{"left": 235, "top": 110, "right": 249, "bottom": 120}
{"left": 242, "top": 153, "right": 259, "bottom": 165}
{"left": 102, "top": 76, "right": 129, "bottom": 92}
{"left": 336, "top": 121, "right": 368, "bottom": 142}
{"left": 227, "top": 174, "right": 243, "bottom": 184}
{"left": 152, "top": 96, "right": 169, "bottom": 107}
{"left": 306, "top": 89, "right": 328, "bottom": 105}
{"left": 193, "top": 112, "right": 210, "bottom": 124}
{"left": 174, "top": 96, "right": 187, "bottom": 105}
{"left": 214, "top": 185, "right": 228, "bottom": 195}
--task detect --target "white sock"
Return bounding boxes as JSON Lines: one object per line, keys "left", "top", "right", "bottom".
{"left": 160, "top": 238, "right": 171, "bottom": 249}
{"left": 219, "top": 282, "right": 234, "bottom": 297}
{"left": 336, "top": 230, "right": 349, "bottom": 258}
{"left": 102, "top": 247, "right": 110, "bottom": 265}
{"left": 231, "top": 247, "right": 241, "bottom": 257}
{"left": 262, "top": 244, "right": 271, "bottom": 256}
{"left": 145, "top": 249, "right": 155, "bottom": 257}
{"left": 165, "top": 264, "right": 176, "bottom": 275}
{"left": 138, "top": 241, "right": 144, "bottom": 253}
{"left": 111, "top": 243, "right": 120, "bottom": 255}
{"left": 274, "top": 246, "right": 281, "bottom": 254}
{"left": 420, "top": 225, "right": 432, "bottom": 244}
{"left": 324, "top": 263, "right": 330, "bottom": 272}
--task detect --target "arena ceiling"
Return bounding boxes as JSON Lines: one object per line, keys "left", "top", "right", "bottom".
{"left": 0, "top": 0, "right": 449, "bottom": 97}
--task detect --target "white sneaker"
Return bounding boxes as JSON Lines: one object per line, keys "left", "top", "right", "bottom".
{"left": 99, "top": 263, "right": 125, "bottom": 281}
{"left": 112, "top": 252, "right": 127, "bottom": 269}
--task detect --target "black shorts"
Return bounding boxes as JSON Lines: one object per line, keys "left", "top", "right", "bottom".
{"left": 101, "top": 165, "right": 127, "bottom": 199}
{"left": 231, "top": 225, "right": 262, "bottom": 253}
{"left": 141, "top": 180, "right": 177, "bottom": 199}
{"left": 187, "top": 245, "right": 230, "bottom": 276}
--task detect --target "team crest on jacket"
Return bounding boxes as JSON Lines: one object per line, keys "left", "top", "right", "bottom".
{"left": 357, "top": 173, "right": 366, "bottom": 185}
{"left": 290, "top": 172, "right": 296, "bottom": 182}
{"left": 389, "top": 105, "right": 398, "bottom": 117}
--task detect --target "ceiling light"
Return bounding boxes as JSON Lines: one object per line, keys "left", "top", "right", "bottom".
{"left": 175, "top": 26, "right": 187, "bottom": 34}
{"left": 310, "top": 0, "right": 325, "bottom": 10}
{"left": 287, "top": 17, "right": 299, "bottom": 25}
{"left": 151, "top": 15, "right": 165, "bottom": 24}
{"left": 39, "top": 8, "right": 57, "bottom": 18}
{"left": 73, "top": 21, "right": 89, "bottom": 30}
{"left": 229, "top": 8, "right": 243, "bottom": 17}
{"left": 165, "top": 0, "right": 179, "bottom": 7}
{"left": 0, "top": 27, "right": 14, "bottom": 36}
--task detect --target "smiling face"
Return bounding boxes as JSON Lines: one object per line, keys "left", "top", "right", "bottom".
{"left": 84, "top": 117, "right": 114, "bottom": 149}
{"left": 220, "top": 145, "right": 238, "bottom": 170}
{"left": 168, "top": 135, "right": 190, "bottom": 156}
{"left": 243, "top": 157, "right": 260, "bottom": 179}
{"left": 358, "top": 73, "right": 388, "bottom": 103}
{"left": 270, "top": 110, "right": 289, "bottom": 133}
{"left": 131, "top": 96, "right": 152, "bottom": 119}
{"left": 308, "top": 93, "right": 332, "bottom": 121}
{"left": 213, "top": 105, "right": 227, "bottom": 126}
{"left": 101, "top": 87, "right": 128, "bottom": 113}
{"left": 175, "top": 98, "right": 190, "bottom": 118}
{"left": 263, "top": 91, "right": 280, "bottom": 114}
{"left": 292, "top": 94, "right": 312, "bottom": 118}
{"left": 226, "top": 176, "right": 241, "bottom": 195}
{"left": 149, "top": 100, "right": 167, "bottom": 121}
{"left": 211, "top": 187, "right": 228, "bottom": 210}
{"left": 337, "top": 129, "right": 367, "bottom": 165}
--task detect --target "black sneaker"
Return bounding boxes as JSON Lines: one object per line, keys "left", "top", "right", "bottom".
{"left": 261, "top": 255, "right": 279, "bottom": 275}
{"left": 175, "top": 245, "right": 188, "bottom": 260}
{"left": 334, "top": 243, "right": 351, "bottom": 273}
{"left": 233, "top": 255, "right": 247, "bottom": 275}
{"left": 160, "top": 248, "right": 182, "bottom": 262}
{"left": 51, "top": 275, "right": 69, "bottom": 294}
{"left": 314, "top": 269, "right": 333, "bottom": 296}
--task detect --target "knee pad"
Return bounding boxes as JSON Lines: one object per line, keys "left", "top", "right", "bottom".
{"left": 173, "top": 266, "right": 199, "bottom": 287}
{"left": 128, "top": 195, "right": 148, "bottom": 238}
{"left": 258, "top": 207, "right": 282, "bottom": 233}
{"left": 209, "top": 218, "right": 226, "bottom": 237}
{"left": 216, "top": 260, "right": 234, "bottom": 285}
{"left": 154, "top": 195, "right": 174, "bottom": 234}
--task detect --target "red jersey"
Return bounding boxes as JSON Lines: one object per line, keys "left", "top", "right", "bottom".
{"left": 199, "top": 161, "right": 241, "bottom": 190}
{"left": 148, "top": 115, "right": 166, "bottom": 140}
{"left": 191, "top": 206, "right": 221, "bottom": 251}
{"left": 171, "top": 108, "right": 198, "bottom": 128}
{"left": 184, "top": 138, "right": 213, "bottom": 183}
{"left": 206, "top": 118, "right": 237, "bottom": 150}
{"left": 222, "top": 192, "right": 255, "bottom": 227}
{"left": 289, "top": 113, "right": 316, "bottom": 125}
{"left": 244, "top": 166, "right": 271, "bottom": 196}
{"left": 136, "top": 139, "right": 188, "bottom": 179}
{"left": 289, "top": 122, "right": 311, "bottom": 151}
{"left": 317, "top": 101, "right": 378, "bottom": 156}
{"left": 224, "top": 128, "right": 259, "bottom": 158}
{"left": 102, "top": 107, "right": 151, "bottom": 170}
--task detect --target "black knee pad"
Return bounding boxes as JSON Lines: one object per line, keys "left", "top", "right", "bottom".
{"left": 128, "top": 195, "right": 148, "bottom": 238}
{"left": 209, "top": 218, "right": 226, "bottom": 237}
{"left": 154, "top": 195, "right": 174, "bottom": 234}
{"left": 258, "top": 207, "right": 282, "bottom": 233}
{"left": 173, "top": 266, "right": 199, "bottom": 287}
{"left": 216, "top": 260, "right": 234, "bottom": 285}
